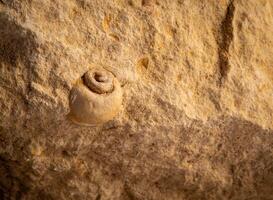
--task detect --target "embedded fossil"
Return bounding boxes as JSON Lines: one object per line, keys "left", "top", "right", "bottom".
{"left": 68, "top": 67, "right": 123, "bottom": 126}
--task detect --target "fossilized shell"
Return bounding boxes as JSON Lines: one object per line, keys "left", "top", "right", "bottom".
{"left": 68, "top": 67, "right": 123, "bottom": 126}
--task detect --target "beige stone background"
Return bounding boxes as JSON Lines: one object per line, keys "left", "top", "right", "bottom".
{"left": 0, "top": 0, "right": 273, "bottom": 199}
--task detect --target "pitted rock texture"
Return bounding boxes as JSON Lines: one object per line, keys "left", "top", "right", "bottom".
{"left": 0, "top": 0, "right": 273, "bottom": 199}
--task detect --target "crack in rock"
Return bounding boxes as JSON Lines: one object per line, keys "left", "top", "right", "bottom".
{"left": 218, "top": 0, "right": 235, "bottom": 86}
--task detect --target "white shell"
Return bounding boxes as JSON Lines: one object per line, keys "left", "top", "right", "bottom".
{"left": 68, "top": 67, "right": 123, "bottom": 126}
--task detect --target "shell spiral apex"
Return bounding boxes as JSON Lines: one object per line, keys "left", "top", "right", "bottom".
{"left": 83, "top": 69, "right": 114, "bottom": 94}
{"left": 68, "top": 67, "right": 123, "bottom": 126}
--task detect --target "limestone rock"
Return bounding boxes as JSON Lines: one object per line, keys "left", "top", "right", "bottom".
{"left": 0, "top": 0, "right": 273, "bottom": 199}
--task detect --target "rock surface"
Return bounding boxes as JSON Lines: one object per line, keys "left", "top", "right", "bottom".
{"left": 0, "top": 0, "right": 273, "bottom": 199}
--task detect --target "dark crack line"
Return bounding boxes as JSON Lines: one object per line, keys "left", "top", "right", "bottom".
{"left": 218, "top": 0, "right": 235, "bottom": 86}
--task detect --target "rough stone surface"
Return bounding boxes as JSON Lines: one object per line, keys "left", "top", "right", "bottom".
{"left": 0, "top": 0, "right": 273, "bottom": 199}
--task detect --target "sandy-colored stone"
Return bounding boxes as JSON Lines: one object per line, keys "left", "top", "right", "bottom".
{"left": 0, "top": 0, "right": 273, "bottom": 199}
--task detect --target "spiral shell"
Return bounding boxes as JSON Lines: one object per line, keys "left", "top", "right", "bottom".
{"left": 68, "top": 67, "right": 123, "bottom": 126}
{"left": 83, "top": 69, "right": 114, "bottom": 94}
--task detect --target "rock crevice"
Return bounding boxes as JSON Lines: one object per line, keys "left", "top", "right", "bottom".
{"left": 218, "top": 0, "right": 235, "bottom": 85}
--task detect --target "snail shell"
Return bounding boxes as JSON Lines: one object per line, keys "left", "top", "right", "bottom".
{"left": 68, "top": 67, "right": 123, "bottom": 126}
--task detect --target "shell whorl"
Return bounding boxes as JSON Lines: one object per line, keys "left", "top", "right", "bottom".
{"left": 68, "top": 66, "right": 123, "bottom": 126}
{"left": 83, "top": 69, "right": 114, "bottom": 94}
